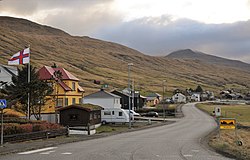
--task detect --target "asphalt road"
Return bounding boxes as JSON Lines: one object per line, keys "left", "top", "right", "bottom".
{"left": 0, "top": 103, "right": 233, "bottom": 160}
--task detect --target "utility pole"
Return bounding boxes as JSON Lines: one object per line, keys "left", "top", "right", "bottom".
{"left": 128, "top": 63, "right": 133, "bottom": 129}
{"left": 163, "top": 80, "right": 166, "bottom": 122}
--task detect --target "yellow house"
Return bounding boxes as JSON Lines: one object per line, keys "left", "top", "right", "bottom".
{"left": 38, "top": 66, "right": 85, "bottom": 112}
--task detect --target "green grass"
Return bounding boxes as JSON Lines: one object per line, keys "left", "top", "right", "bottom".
{"left": 96, "top": 125, "right": 129, "bottom": 134}
{"left": 196, "top": 103, "right": 250, "bottom": 125}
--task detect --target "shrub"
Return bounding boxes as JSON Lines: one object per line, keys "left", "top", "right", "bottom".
{"left": 1, "top": 122, "right": 63, "bottom": 135}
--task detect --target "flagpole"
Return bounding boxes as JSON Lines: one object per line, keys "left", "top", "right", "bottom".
{"left": 27, "top": 45, "right": 31, "bottom": 119}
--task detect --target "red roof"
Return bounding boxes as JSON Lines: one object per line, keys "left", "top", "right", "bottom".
{"left": 38, "top": 66, "right": 79, "bottom": 81}
{"left": 78, "top": 85, "right": 85, "bottom": 92}
{"left": 38, "top": 66, "right": 83, "bottom": 92}
{"left": 58, "top": 81, "right": 72, "bottom": 91}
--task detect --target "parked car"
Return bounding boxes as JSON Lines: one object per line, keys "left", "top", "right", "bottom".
{"left": 142, "top": 111, "right": 159, "bottom": 117}
{"left": 125, "top": 110, "right": 140, "bottom": 120}
{"left": 126, "top": 110, "right": 140, "bottom": 116}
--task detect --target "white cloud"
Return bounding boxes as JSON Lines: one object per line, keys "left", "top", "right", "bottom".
{"left": 92, "top": 17, "right": 250, "bottom": 63}
{"left": 0, "top": 0, "right": 250, "bottom": 63}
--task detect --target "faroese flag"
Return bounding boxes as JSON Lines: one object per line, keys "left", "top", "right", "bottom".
{"left": 8, "top": 48, "right": 30, "bottom": 65}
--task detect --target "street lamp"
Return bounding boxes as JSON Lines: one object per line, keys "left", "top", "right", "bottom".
{"left": 163, "top": 80, "right": 166, "bottom": 122}
{"left": 128, "top": 63, "right": 133, "bottom": 129}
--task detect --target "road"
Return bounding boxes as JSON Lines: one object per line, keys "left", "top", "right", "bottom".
{"left": 0, "top": 103, "right": 233, "bottom": 160}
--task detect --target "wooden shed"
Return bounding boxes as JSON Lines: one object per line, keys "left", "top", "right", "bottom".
{"left": 58, "top": 104, "right": 103, "bottom": 127}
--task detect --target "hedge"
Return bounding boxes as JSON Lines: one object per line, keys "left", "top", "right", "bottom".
{"left": 1, "top": 122, "right": 62, "bottom": 135}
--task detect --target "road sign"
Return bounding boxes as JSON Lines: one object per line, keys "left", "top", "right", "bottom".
{"left": 214, "top": 106, "right": 221, "bottom": 117}
{"left": 219, "top": 118, "right": 236, "bottom": 130}
{"left": 0, "top": 99, "right": 7, "bottom": 109}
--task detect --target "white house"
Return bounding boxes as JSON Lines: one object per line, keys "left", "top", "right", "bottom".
{"left": 191, "top": 93, "right": 201, "bottom": 102}
{"left": 0, "top": 64, "right": 17, "bottom": 89}
{"left": 172, "top": 93, "right": 186, "bottom": 103}
{"left": 83, "top": 89, "right": 121, "bottom": 108}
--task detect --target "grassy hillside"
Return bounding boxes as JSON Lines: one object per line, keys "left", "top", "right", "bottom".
{"left": 1, "top": 17, "right": 250, "bottom": 95}
{"left": 167, "top": 49, "right": 250, "bottom": 71}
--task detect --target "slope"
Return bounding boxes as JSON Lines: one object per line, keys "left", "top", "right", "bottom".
{"left": 167, "top": 49, "right": 250, "bottom": 71}
{"left": 0, "top": 17, "right": 250, "bottom": 95}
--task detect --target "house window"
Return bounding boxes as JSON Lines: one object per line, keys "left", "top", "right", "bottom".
{"left": 65, "top": 98, "right": 68, "bottom": 106}
{"left": 56, "top": 98, "right": 63, "bottom": 107}
{"left": 89, "top": 113, "right": 93, "bottom": 120}
{"left": 104, "top": 111, "right": 111, "bottom": 115}
{"left": 69, "top": 114, "right": 78, "bottom": 121}
{"left": 78, "top": 98, "right": 82, "bottom": 104}
{"left": 94, "top": 113, "right": 97, "bottom": 119}
{"left": 119, "top": 112, "right": 123, "bottom": 116}
{"left": 72, "top": 82, "right": 76, "bottom": 91}
{"left": 72, "top": 98, "right": 76, "bottom": 104}
{"left": 112, "top": 111, "right": 115, "bottom": 115}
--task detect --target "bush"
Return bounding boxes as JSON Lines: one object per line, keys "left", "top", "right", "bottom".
{"left": 3, "top": 117, "right": 31, "bottom": 124}
{"left": 1, "top": 122, "right": 63, "bottom": 135}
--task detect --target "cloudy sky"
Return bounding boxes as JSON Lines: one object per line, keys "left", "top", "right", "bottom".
{"left": 1, "top": 0, "right": 250, "bottom": 63}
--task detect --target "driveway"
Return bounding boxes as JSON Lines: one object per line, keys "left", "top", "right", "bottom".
{"left": 0, "top": 103, "right": 233, "bottom": 160}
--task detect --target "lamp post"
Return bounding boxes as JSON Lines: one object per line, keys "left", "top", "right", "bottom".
{"left": 128, "top": 63, "right": 133, "bottom": 129}
{"left": 163, "top": 80, "right": 166, "bottom": 122}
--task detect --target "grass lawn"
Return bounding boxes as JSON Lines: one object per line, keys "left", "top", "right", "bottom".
{"left": 196, "top": 103, "right": 250, "bottom": 160}
{"left": 196, "top": 103, "right": 250, "bottom": 126}
{"left": 96, "top": 125, "right": 128, "bottom": 134}
{"left": 96, "top": 121, "right": 157, "bottom": 134}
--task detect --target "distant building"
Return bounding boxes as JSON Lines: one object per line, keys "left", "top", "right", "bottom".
{"left": 146, "top": 93, "right": 162, "bottom": 106}
{"left": 220, "top": 90, "right": 243, "bottom": 100}
{"left": 0, "top": 64, "right": 17, "bottom": 89}
{"left": 200, "top": 91, "right": 215, "bottom": 101}
{"left": 191, "top": 93, "right": 201, "bottom": 102}
{"left": 83, "top": 89, "right": 121, "bottom": 109}
{"left": 172, "top": 93, "right": 186, "bottom": 103}
{"left": 111, "top": 90, "right": 146, "bottom": 110}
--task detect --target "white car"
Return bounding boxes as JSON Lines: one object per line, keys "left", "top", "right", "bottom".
{"left": 125, "top": 110, "right": 140, "bottom": 117}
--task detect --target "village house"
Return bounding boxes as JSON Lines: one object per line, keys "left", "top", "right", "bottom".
{"left": 83, "top": 89, "right": 121, "bottom": 109}
{"left": 146, "top": 92, "right": 162, "bottom": 106}
{"left": 38, "top": 66, "right": 85, "bottom": 111}
{"left": 0, "top": 64, "right": 17, "bottom": 89}
{"left": 220, "top": 90, "right": 244, "bottom": 100}
{"left": 172, "top": 93, "right": 186, "bottom": 103}
{"left": 111, "top": 90, "right": 146, "bottom": 110}
{"left": 191, "top": 93, "right": 201, "bottom": 102}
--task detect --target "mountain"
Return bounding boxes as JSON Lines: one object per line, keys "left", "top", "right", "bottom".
{"left": 167, "top": 49, "right": 250, "bottom": 71}
{"left": 1, "top": 17, "right": 250, "bottom": 95}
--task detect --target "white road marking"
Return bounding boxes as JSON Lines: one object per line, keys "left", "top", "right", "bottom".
{"left": 40, "top": 150, "right": 56, "bottom": 155}
{"left": 184, "top": 154, "right": 193, "bottom": 157}
{"left": 18, "top": 147, "right": 58, "bottom": 155}
{"left": 191, "top": 150, "right": 200, "bottom": 152}
{"left": 61, "top": 152, "right": 72, "bottom": 155}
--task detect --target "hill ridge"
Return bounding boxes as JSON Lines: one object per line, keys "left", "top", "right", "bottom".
{"left": 167, "top": 49, "right": 250, "bottom": 71}
{"left": 0, "top": 16, "right": 250, "bottom": 94}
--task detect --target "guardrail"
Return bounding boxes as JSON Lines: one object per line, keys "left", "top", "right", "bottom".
{"left": 3, "top": 128, "right": 69, "bottom": 143}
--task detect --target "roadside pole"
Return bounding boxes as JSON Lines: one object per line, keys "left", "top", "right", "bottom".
{"left": 0, "top": 99, "right": 7, "bottom": 147}
{"left": 162, "top": 80, "right": 166, "bottom": 122}
{"left": 1, "top": 109, "right": 3, "bottom": 146}
{"left": 128, "top": 63, "right": 133, "bottom": 129}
